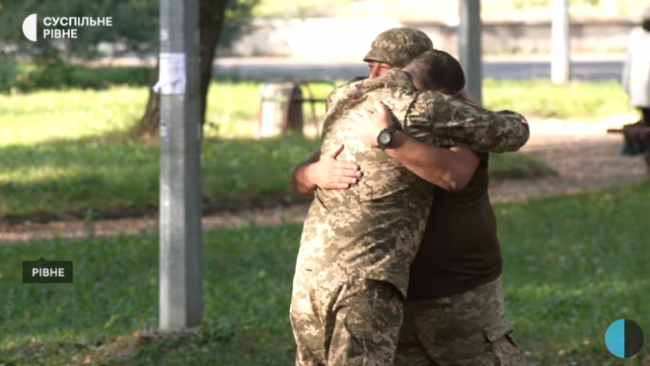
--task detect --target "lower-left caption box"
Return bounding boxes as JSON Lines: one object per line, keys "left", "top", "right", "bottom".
{"left": 23, "top": 258, "right": 73, "bottom": 284}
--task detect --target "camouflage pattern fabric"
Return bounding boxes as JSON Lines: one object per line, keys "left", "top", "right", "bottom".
{"left": 325, "top": 76, "right": 368, "bottom": 122}
{"left": 363, "top": 28, "right": 434, "bottom": 67}
{"left": 290, "top": 274, "right": 403, "bottom": 366}
{"left": 324, "top": 76, "right": 366, "bottom": 126}
{"left": 290, "top": 69, "right": 529, "bottom": 365}
{"left": 394, "top": 276, "right": 525, "bottom": 366}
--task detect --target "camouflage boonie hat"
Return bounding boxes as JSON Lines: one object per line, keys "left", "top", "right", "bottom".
{"left": 363, "top": 27, "right": 434, "bottom": 67}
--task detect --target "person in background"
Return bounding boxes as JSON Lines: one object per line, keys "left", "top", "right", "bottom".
{"left": 621, "top": 5, "right": 650, "bottom": 167}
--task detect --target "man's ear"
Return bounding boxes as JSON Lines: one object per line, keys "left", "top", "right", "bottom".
{"left": 410, "top": 77, "right": 424, "bottom": 92}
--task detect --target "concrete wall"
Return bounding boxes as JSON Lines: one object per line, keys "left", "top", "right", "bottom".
{"left": 413, "top": 19, "right": 635, "bottom": 55}
{"left": 219, "top": 18, "right": 403, "bottom": 59}
{"left": 218, "top": 18, "right": 636, "bottom": 57}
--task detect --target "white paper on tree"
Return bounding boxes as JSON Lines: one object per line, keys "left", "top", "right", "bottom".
{"left": 152, "top": 53, "right": 186, "bottom": 94}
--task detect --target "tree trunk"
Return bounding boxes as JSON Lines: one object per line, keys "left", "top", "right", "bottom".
{"left": 133, "top": 57, "right": 160, "bottom": 138}
{"left": 198, "top": 0, "right": 229, "bottom": 135}
{"left": 134, "top": 0, "right": 229, "bottom": 138}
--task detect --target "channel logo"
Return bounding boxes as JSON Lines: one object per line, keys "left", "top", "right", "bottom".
{"left": 22, "top": 13, "right": 38, "bottom": 42}
{"left": 605, "top": 319, "right": 644, "bottom": 358}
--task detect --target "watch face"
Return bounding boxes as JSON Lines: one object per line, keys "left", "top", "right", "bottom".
{"left": 379, "top": 132, "right": 391, "bottom": 145}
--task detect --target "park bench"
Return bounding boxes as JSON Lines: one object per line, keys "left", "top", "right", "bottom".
{"left": 607, "top": 121, "right": 650, "bottom": 173}
{"left": 257, "top": 80, "right": 337, "bottom": 138}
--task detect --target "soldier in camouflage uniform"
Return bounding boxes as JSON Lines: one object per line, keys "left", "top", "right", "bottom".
{"left": 350, "top": 31, "right": 525, "bottom": 366}
{"left": 290, "top": 28, "right": 527, "bottom": 366}
{"left": 290, "top": 49, "right": 529, "bottom": 366}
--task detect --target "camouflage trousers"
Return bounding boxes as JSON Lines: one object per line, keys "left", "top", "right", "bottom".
{"left": 394, "top": 276, "right": 525, "bottom": 366}
{"left": 290, "top": 269, "right": 404, "bottom": 366}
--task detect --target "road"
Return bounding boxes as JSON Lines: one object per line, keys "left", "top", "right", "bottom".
{"left": 213, "top": 56, "right": 625, "bottom": 81}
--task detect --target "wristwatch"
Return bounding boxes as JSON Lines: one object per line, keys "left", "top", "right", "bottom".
{"left": 377, "top": 125, "right": 399, "bottom": 150}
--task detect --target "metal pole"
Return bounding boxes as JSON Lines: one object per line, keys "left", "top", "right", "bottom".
{"left": 158, "top": 0, "right": 203, "bottom": 330}
{"left": 458, "top": 0, "right": 483, "bottom": 105}
{"left": 551, "top": 0, "right": 571, "bottom": 84}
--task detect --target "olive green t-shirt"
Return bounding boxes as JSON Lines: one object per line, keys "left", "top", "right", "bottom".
{"left": 406, "top": 153, "right": 503, "bottom": 301}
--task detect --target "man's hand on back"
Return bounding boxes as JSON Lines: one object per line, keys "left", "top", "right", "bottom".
{"left": 308, "top": 144, "right": 361, "bottom": 190}
{"left": 349, "top": 101, "right": 393, "bottom": 147}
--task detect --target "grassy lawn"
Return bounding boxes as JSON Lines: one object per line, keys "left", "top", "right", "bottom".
{"left": 1, "top": 181, "right": 649, "bottom": 365}
{"left": 0, "top": 134, "right": 553, "bottom": 220}
{"left": 483, "top": 79, "right": 632, "bottom": 120}
{"left": 0, "top": 82, "right": 559, "bottom": 220}
{"left": 0, "top": 64, "right": 630, "bottom": 126}
{"left": 0, "top": 134, "right": 320, "bottom": 220}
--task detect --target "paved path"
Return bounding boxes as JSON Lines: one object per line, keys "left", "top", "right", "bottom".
{"left": 101, "top": 55, "right": 625, "bottom": 81}
{"left": 1, "top": 116, "right": 646, "bottom": 244}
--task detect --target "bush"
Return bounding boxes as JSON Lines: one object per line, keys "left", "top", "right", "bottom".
{"left": 22, "top": 59, "right": 75, "bottom": 90}
{"left": 69, "top": 66, "right": 151, "bottom": 89}
{"left": 0, "top": 59, "right": 20, "bottom": 93}
{"left": 0, "top": 62, "right": 152, "bottom": 93}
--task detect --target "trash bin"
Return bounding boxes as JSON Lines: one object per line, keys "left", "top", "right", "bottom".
{"left": 258, "top": 82, "right": 304, "bottom": 138}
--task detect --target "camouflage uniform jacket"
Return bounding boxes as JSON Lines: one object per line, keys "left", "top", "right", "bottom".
{"left": 297, "top": 70, "right": 529, "bottom": 298}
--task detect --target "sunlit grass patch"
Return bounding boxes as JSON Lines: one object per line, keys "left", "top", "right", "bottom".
{"left": 0, "top": 79, "right": 559, "bottom": 219}
{"left": 0, "top": 87, "right": 147, "bottom": 146}
{"left": 483, "top": 79, "right": 632, "bottom": 120}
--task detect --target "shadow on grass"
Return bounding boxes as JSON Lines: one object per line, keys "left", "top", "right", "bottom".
{"left": 0, "top": 324, "right": 296, "bottom": 366}
{"left": 0, "top": 132, "right": 555, "bottom": 223}
{"left": 0, "top": 133, "right": 320, "bottom": 222}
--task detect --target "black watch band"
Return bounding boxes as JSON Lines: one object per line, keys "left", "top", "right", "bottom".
{"left": 377, "top": 125, "right": 398, "bottom": 150}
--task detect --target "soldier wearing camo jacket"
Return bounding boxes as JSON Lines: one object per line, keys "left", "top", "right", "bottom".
{"left": 289, "top": 50, "right": 529, "bottom": 366}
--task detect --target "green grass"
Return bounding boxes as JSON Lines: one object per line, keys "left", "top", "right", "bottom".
{"left": 0, "top": 133, "right": 550, "bottom": 220}
{"left": 0, "top": 135, "right": 319, "bottom": 219}
{"left": 483, "top": 79, "right": 633, "bottom": 120}
{"left": 0, "top": 82, "right": 556, "bottom": 220}
{"left": 1, "top": 64, "right": 634, "bottom": 125}
{"left": 0, "top": 81, "right": 334, "bottom": 143}
{"left": 1, "top": 181, "right": 649, "bottom": 365}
